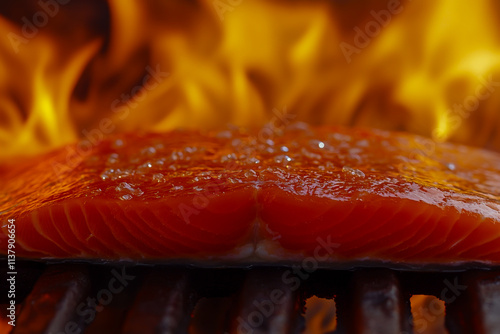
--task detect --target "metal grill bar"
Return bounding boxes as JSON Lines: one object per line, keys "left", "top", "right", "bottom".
{"left": 473, "top": 273, "right": 500, "bottom": 334}
{"left": 335, "top": 269, "right": 411, "bottom": 334}
{"left": 121, "top": 270, "right": 196, "bottom": 334}
{"left": 351, "top": 270, "right": 410, "bottom": 334}
{"left": 446, "top": 271, "right": 500, "bottom": 334}
{"left": 228, "top": 268, "right": 303, "bottom": 334}
{"left": 82, "top": 265, "right": 141, "bottom": 333}
{"left": 5, "top": 261, "right": 500, "bottom": 334}
{"left": 13, "top": 265, "right": 90, "bottom": 334}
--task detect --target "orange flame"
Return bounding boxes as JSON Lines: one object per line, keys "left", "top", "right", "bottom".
{"left": 1, "top": 0, "right": 500, "bottom": 161}
{"left": 304, "top": 296, "right": 337, "bottom": 333}
{"left": 410, "top": 295, "right": 447, "bottom": 334}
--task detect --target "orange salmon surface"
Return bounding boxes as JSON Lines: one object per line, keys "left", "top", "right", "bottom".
{"left": 1, "top": 124, "right": 500, "bottom": 267}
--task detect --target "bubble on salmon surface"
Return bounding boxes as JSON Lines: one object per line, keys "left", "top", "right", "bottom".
{"left": 246, "top": 157, "right": 260, "bottom": 164}
{"left": 274, "top": 155, "right": 292, "bottom": 165}
{"left": 152, "top": 173, "right": 164, "bottom": 182}
{"left": 89, "top": 188, "right": 102, "bottom": 196}
{"left": 193, "top": 186, "right": 204, "bottom": 191}
{"left": 112, "top": 139, "right": 124, "bottom": 148}
{"left": 170, "top": 151, "right": 184, "bottom": 161}
{"left": 100, "top": 168, "right": 133, "bottom": 181}
{"left": 347, "top": 153, "right": 362, "bottom": 164}
{"left": 116, "top": 182, "right": 144, "bottom": 197}
{"left": 154, "top": 158, "right": 165, "bottom": 166}
{"left": 309, "top": 139, "right": 325, "bottom": 149}
{"left": 349, "top": 148, "right": 362, "bottom": 155}
{"left": 447, "top": 163, "right": 456, "bottom": 171}
{"left": 137, "top": 162, "right": 153, "bottom": 173}
{"left": 330, "top": 133, "right": 351, "bottom": 142}
{"left": 107, "top": 153, "right": 119, "bottom": 164}
{"left": 265, "top": 147, "right": 275, "bottom": 154}
{"left": 119, "top": 194, "right": 133, "bottom": 201}
{"left": 100, "top": 169, "right": 114, "bottom": 180}
{"left": 357, "top": 139, "right": 369, "bottom": 147}
{"left": 280, "top": 146, "right": 289, "bottom": 152}
{"left": 141, "top": 146, "right": 157, "bottom": 157}
{"left": 114, "top": 168, "right": 134, "bottom": 180}
{"left": 221, "top": 153, "right": 237, "bottom": 162}
{"left": 227, "top": 177, "right": 242, "bottom": 184}
{"left": 244, "top": 170, "right": 258, "bottom": 178}
{"left": 179, "top": 171, "right": 193, "bottom": 178}
{"left": 231, "top": 138, "right": 242, "bottom": 147}
{"left": 172, "top": 185, "right": 184, "bottom": 191}
{"left": 342, "top": 166, "right": 365, "bottom": 178}
{"left": 301, "top": 147, "right": 322, "bottom": 160}
{"left": 184, "top": 146, "right": 197, "bottom": 154}
{"left": 216, "top": 130, "right": 232, "bottom": 139}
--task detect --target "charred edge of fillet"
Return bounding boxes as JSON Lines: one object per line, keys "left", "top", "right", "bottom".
{"left": 14, "top": 257, "right": 500, "bottom": 272}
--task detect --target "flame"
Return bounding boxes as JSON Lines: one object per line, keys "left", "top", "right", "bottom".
{"left": 304, "top": 296, "right": 337, "bottom": 334}
{"left": 1, "top": 0, "right": 500, "bottom": 160}
{"left": 410, "top": 295, "right": 447, "bottom": 334}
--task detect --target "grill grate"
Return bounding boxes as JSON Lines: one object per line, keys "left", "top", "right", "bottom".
{"left": 2, "top": 261, "right": 500, "bottom": 334}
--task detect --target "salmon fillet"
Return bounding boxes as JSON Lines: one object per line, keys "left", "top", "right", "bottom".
{"left": 1, "top": 124, "right": 500, "bottom": 267}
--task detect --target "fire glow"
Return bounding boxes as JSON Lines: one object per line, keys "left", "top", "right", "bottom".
{"left": 0, "top": 0, "right": 500, "bottom": 161}
{"left": 0, "top": 1, "right": 499, "bottom": 333}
